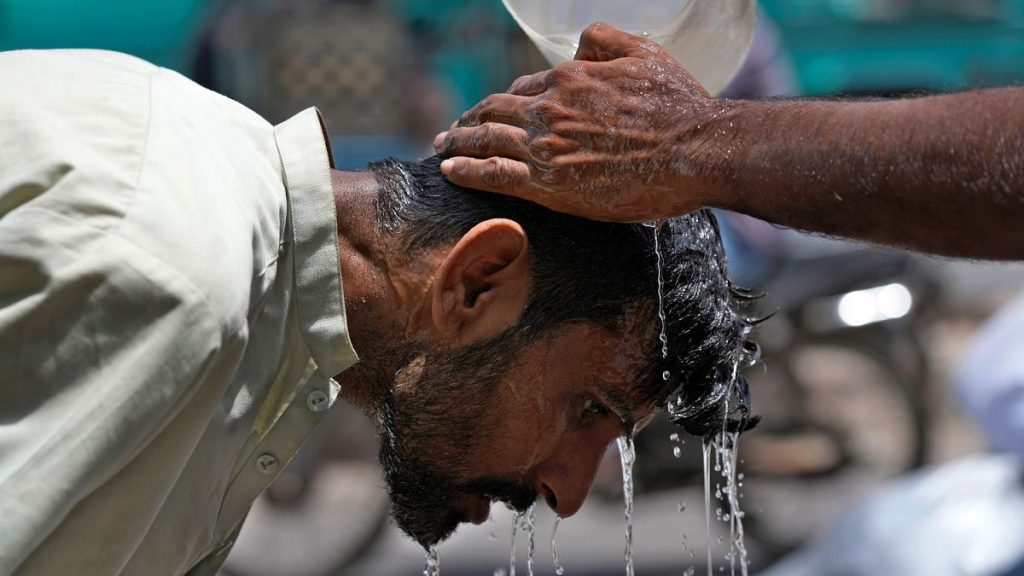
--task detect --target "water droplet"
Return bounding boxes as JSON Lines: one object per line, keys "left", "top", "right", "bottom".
{"left": 423, "top": 545, "right": 441, "bottom": 576}
{"left": 677, "top": 501, "right": 686, "bottom": 512}
{"left": 551, "top": 517, "right": 566, "bottom": 576}
{"left": 669, "top": 432, "right": 680, "bottom": 442}
{"left": 662, "top": 370, "right": 671, "bottom": 381}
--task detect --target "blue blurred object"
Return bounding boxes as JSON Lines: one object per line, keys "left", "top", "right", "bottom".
{"left": 0, "top": 0, "right": 206, "bottom": 72}
{"left": 330, "top": 135, "right": 425, "bottom": 170}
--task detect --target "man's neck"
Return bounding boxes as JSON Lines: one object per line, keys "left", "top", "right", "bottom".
{"left": 329, "top": 169, "right": 433, "bottom": 411}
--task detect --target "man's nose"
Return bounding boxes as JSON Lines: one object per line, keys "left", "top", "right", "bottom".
{"left": 533, "top": 444, "right": 604, "bottom": 518}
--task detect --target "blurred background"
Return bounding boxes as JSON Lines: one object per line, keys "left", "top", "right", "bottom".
{"left": 4, "top": 0, "right": 1024, "bottom": 574}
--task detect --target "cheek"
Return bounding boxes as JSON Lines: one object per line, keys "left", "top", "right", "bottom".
{"left": 476, "top": 391, "right": 580, "bottom": 477}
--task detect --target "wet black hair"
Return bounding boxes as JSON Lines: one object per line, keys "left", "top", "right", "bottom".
{"left": 367, "top": 156, "right": 758, "bottom": 439}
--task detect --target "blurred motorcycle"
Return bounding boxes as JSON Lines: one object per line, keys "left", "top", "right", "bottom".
{"left": 629, "top": 213, "right": 941, "bottom": 559}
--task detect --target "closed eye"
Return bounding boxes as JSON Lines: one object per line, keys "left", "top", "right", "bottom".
{"left": 583, "top": 396, "right": 609, "bottom": 417}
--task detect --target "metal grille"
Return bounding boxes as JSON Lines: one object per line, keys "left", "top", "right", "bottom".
{"left": 261, "top": 4, "right": 412, "bottom": 134}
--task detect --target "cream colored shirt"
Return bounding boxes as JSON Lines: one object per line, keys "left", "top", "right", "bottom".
{"left": 0, "top": 50, "right": 359, "bottom": 575}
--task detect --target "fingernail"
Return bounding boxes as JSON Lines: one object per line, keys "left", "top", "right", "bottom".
{"left": 433, "top": 132, "right": 447, "bottom": 150}
{"left": 440, "top": 159, "right": 454, "bottom": 174}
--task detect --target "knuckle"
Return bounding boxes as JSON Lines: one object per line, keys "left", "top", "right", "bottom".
{"left": 479, "top": 94, "right": 500, "bottom": 115}
{"left": 440, "top": 128, "right": 461, "bottom": 151}
{"left": 481, "top": 157, "right": 503, "bottom": 186}
{"left": 509, "top": 74, "right": 531, "bottom": 91}
{"left": 458, "top": 109, "right": 476, "bottom": 127}
{"left": 580, "top": 22, "right": 607, "bottom": 43}
{"left": 528, "top": 100, "right": 559, "bottom": 123}
{"left": 530, "top": 135, "right": 559, "bottom": 161}
{"left": 479, "top": 123, "right": 506, "bottom": 150}
{"left": 548, "top": 63, "right": 578, "bottom": 85}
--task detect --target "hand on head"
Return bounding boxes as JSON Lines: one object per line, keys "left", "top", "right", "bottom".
{"left": 434, "top": 22, "right": 735, "bottom": 222}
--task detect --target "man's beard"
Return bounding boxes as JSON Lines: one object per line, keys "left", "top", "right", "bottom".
{"left": 369, "top": 329, "right": 539, "bottom": 547}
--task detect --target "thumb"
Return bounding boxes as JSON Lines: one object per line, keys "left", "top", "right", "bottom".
{"left": 574, "top": 22, "right": 663, "bottom": 61}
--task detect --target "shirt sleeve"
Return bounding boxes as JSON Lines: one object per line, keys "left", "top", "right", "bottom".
{"left": 0, "top": 204, "right": 227, "bottom": 571}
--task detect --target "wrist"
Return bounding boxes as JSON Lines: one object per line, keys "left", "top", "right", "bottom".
{"left": 669, "top": 97, "right": 753, "bottom": 212}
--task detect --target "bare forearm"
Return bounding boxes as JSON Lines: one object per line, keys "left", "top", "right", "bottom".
{"left": 709, "top": 88, "right": 1024, "bottom": 259}
{"left": 437, "top": 24, "right": 1024, "bottom": 260}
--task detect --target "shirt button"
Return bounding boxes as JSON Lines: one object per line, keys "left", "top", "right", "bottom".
{"left": 255, "top": 453, "right": 279, "bottom": 474}
{"left": 306, "top": 389, "right": 329, "bottom": 413}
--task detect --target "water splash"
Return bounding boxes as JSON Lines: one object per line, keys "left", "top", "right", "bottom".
{"left": 617, "top": 436, "right": 637, "bottom": 576}
{"left": 717, "top": 432, "right": 749, "bottom": 576}
{"left": 423, "top": 545, "right": 440, "bottom": 576}
{"left": 551, "top": 517, "right": 565, "bottom": 575}
{"left": 526, "top": 504, "right": 537, "bottom": 576}
{"left": 715, "top": 361, "right": 749, "bottom": 576}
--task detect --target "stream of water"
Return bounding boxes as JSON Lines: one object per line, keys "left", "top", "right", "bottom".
{"left": 526, "top": 504, "right": 537, "bottom": 576}
{"left": 617, "top": 436, "right": 637, "bottom": 576}
{"left": 551, "top": 517, "right": 565, "bottom": 575}
{"left": 509, "top": 511, "right": 525, "bottom": 576}
{"left": 422, "top": 545, "right": 440, "bottom": 576}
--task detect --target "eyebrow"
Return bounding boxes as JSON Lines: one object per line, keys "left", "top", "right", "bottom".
{"left": 598, "top": 383, "right": 639, "bottom": 437}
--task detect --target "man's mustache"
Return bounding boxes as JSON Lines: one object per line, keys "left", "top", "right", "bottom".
{"left": 460, "top": 477, "right": 538, "bottom": 512}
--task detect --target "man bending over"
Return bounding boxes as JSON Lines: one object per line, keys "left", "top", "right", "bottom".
{"left": 0, "top": 50, "right": 754, "bottom": 575}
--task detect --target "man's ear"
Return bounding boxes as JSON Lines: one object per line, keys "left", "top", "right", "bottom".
{"left": 431, "top": 219, "right": 531, "bottom": 345}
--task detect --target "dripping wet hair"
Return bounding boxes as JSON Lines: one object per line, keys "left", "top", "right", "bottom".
{"left": 367, "top": 155, "right": 758, "bottom": 439}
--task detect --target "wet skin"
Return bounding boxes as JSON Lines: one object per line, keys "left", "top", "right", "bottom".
{"left": 440, "top": 318, "right": 659, "bottom": 526}
{"left": 373, "top": 307, "right": 662, "bottom": 546}
{"left": 328, "top": 170, "right": 660, "bottom": 544}
{"left": 436, "top": 22, "right": 1024, "bottom": 260}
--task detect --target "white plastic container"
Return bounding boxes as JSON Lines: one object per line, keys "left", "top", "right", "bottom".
{"left": 501, "top": 0, "right": 756, "bottom": 95}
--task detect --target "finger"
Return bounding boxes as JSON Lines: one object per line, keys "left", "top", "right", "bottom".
{"left": 440, "top": 156, "right": 537, "bottom": 197}
{"left": 456, "top": 93, "right": 535, "bottom": 128}
{"left": 574, "top": 21, "right": 664, "bottom": 62}
{"left": 507, "top": 70, "right": 550, "bottom": 96}
{"left": 435, "top": 123, "right": 531, "bottom": 161}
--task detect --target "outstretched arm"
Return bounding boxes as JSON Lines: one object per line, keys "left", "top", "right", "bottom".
{"left": 435, "top": 23, "right": 1024, "bottom": 260}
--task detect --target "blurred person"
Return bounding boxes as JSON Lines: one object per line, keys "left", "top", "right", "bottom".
{"left": 957, "top": 291, "right": 1024, "bottom": 462}
{"left": 435, "top": 23, "right": 1023, "bottom": 260}
{"left": 0, "top": 49, "right": 756, "bottom": 575}
{"left": 756, "top": 292, "right": 1024, "bottom": 576}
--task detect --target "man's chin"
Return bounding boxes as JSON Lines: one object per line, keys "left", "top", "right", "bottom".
{"left": 393, "top": 506, "right": 463, "bottom": 548}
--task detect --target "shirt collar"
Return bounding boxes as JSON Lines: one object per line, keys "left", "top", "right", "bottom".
{"left": 273, "top": 107, "right": 359, "bottom": 377}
